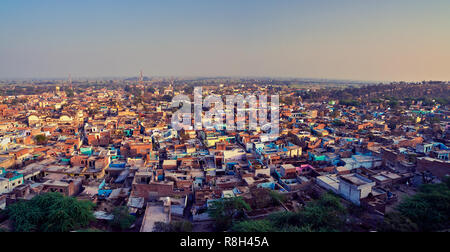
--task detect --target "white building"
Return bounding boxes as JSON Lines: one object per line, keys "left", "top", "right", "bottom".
{"left": 316, "top": 173, "right": 377, "bottom": 206}
{"left": 341, "top": 155, "right": 382, "bottom": 171}
{"left": 0, "top": 169, "right": 24, "bottom": 195}
{"left": 338, "top": 174, "right": 376, "bottom": 205}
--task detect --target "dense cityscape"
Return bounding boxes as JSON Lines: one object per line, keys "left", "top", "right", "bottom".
{"left": 1, "top": 1, "right": 450, "bottom": 242}
{"left": 0, "top": 77, "right": 448, "bottom": 233}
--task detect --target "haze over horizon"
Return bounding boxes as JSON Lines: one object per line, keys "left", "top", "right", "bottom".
{"left": 1, "top": 0, "right": 449, "bottom": 82}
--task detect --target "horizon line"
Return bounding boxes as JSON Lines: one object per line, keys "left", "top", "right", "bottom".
{"left": 2, "top": 75, "right": 448, "bottom": 84}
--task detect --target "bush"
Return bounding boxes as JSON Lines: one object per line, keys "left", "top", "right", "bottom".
{"left": 395, "top": 180, "right": 450, "bottom": 231}
{"left": 231, "top": 193, "right": 347, "bottom": 232}
{"left": 34, "top": 135, "right": 47, "bottom": 145}
{"left": 378, "top": 177, "right": 450, "bottom": 232}
{"left": 339, "top": 100, "right": 360, "bottom": 107}
{"left": 7, "top": 192, "right": 94, "bottom": 232}
{"left": 208, "top": 197, "right": 251, "bottom": 231}
{"left": 269, "top": 190, "right": 287, "bottom": 206}
{"left": 110, "top": 206, "right": 136, "bottom": 231}
{"left": 76, "top": 228, "right": 105, "bottom": 232}
{"left": 153, "top": 221, "right": 193, "bottom": 232}
{"left": 378, "top": 212, "right": 419, "bottom": 232}
{"left": 231, "top": 220, "right": 276, "bottom": 232}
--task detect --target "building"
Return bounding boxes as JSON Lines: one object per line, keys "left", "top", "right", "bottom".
{"left": 316, "top": 173, "right": 379, "bottom": 206}
{"left": 416, "top": 157, "right": 450, "bottom": 179}
{"left": 140, "top": 200, "right": 171, "bottom": 232}
{"left": 0, "top": 168, "right": 24, "bottom": 195}
{"left": 338, "top": 174, "right": 376, "bottom": 205}
{"left": 42, "top": 177, "right": 83, "bottom": 197}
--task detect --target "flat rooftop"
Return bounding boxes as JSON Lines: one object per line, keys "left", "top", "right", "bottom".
{"left": 340, "top": 174, "right": 373, "bottom": 186}
{"left": 140, "top": 203, "right": 170, "bottom": 232}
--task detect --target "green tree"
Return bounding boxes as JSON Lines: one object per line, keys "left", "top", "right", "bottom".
{"left": 231, "top": 219, "right": 276, "bottom": 232}
{"left": 298, "top": 192, "right": 347, "bottom": 231}
{"left": 76, "top": 228, "right": 105, "bottom": 232}
{"left": 388, "top": 100, "right": 399, "bottom": 109}
{"left": 110, "top": 206, "right": 136, "bottom": 231}
{"left": 231, "top": 193, "right": 347, "bottom": 232}
{"left": 378, "top": 212, "right": 419, "bottom": 232}
{"left": 395, "top": 178, "right": 450, "bottom": 232}
{"left": 34, "top": 134, "right": 47, "bottom": 145}
{"left": 339, "top": 99, "right": 360, "bottom": 107}
{"left": 269, "top": 190, "right": 287, "bottom": 206}
{"left": 208, "top": 197, "right": 251, "bottom": 231}
{"left": 153, "top": 221, "right": 193, "bottom": 232}
{"left": 7, "top": 192, "right": 94, "bottom": 232}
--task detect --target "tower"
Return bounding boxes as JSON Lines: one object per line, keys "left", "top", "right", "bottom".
{"left": 139, "top": 70, "right": 144, "bottom": 84}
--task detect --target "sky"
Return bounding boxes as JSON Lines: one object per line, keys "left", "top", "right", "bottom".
{"left": 0, "top": 0, "right": 449, "bottom": 82}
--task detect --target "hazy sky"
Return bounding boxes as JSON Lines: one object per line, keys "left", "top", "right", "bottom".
{"left": 1, "top": 0, "right": 449, "bottom": 81}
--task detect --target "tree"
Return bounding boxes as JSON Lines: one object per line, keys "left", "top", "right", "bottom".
{"left": 110, "top": 206, "right": 136, "bottom": 231}
{"left": 208, "top": 197, "right": 251, "bottom": 231}
{"left": 76, "top": 228, "right": 105, "bottom": 232}
{"left": 394, "top": 178, "right": 450, "bottom": 232}
{"left": 34, "top": 134, "right": 47, "bottom": 145}
{"left": 7, "top": 192, "right": 94, "bottom": 232}
{"left": 231, "top": 193, "right": 347, "bottom": 232}
{"left": 377, "top": 177, "right": 450, "bottom": 232}
{"left": 332, "top": 120, "right": 345, "bottom": 127}
{"left": 388, "top": 99, "right": 399, "bottom": 109}
{"left": 153, "top": 221, "right": 193, "bottom": 232}
{"left": 248, "top": 188, "right": 273, "bottom": 209}
{"left": 378, "top": 212, "right": 419, "bottom": 232}
{"left": 298, "top": 193, "right": 347, "bottom": 231}
{"left": 269, "top": 190, "right": 287, "bottom": 206}
{"left": 339, "top": 99, "right": 360, "bottom": 107}
{"left": 231, "top": 219, "right": 276, "bottom": 232}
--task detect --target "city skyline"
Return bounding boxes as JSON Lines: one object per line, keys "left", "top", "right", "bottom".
{"left": 1, "top": 0, "right": 450, "bottom": 81}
